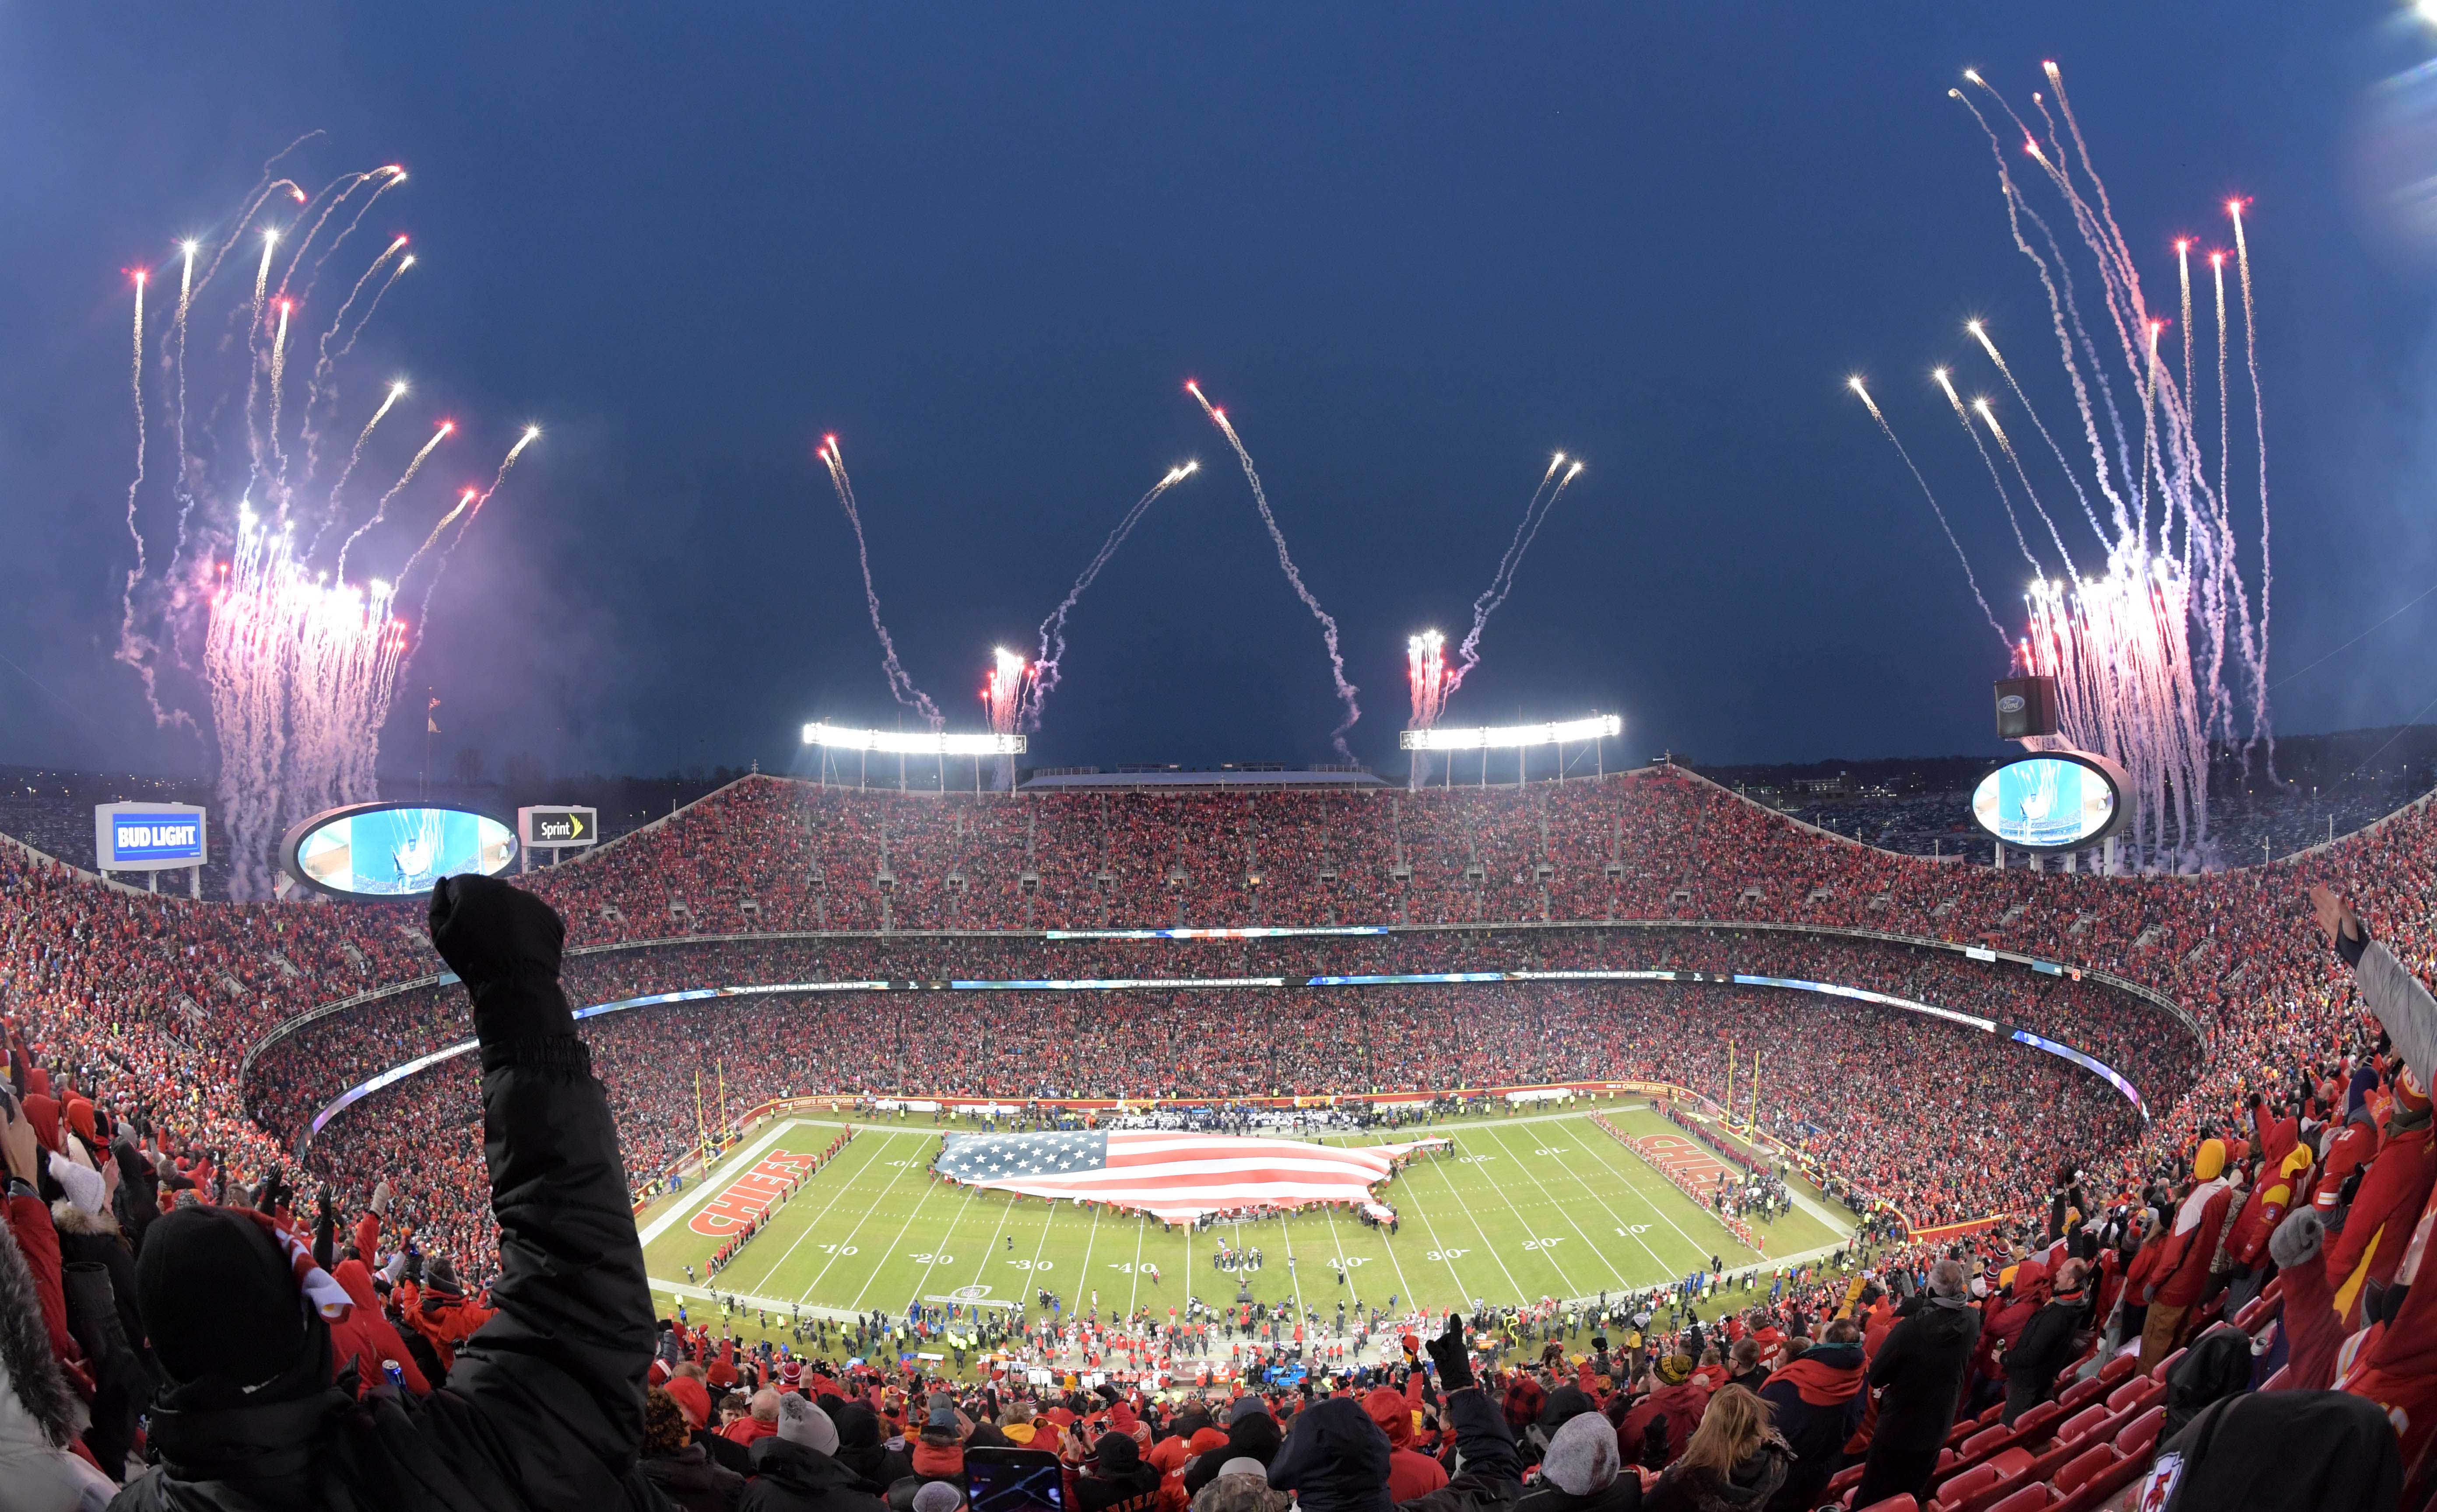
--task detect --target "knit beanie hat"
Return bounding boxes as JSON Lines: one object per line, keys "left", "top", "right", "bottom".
{"left": 1098, "top": 1431, "right": 1141, "bottom": 1470}
{"left": 665, "top": 1375, "right": 713, "bottom": 1429}
{"left": 2193, "top": 1139, "right": 2227, "bottom": 1182}
{"left": 913, "top": 1482, "right": 965, "bottom": 1512}
{"left": 1655, "top": 1354, "right": 1693, "bottom": 1386}
{"left": 136, "top": 1205, "right": 318, "bottom": 1394}
{"left": 1542, "top": 1411, "right": 1621, "bottom": 1496}
{"left": 778, "top": 1394, "right": 839, "bottom": 1454}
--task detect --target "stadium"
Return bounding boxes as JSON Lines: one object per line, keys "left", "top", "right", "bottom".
{"left": 8, "top": 13, "right": 2436, "bottom": 1512}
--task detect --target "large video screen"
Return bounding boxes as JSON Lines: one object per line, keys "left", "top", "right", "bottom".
{"left": 1971, "top": 754, "right": 2121, "bottom": 851}
{"left": 284, "top": 804, "right": 517, "bottom": 898}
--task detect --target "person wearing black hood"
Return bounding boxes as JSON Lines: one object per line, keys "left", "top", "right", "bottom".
{"left": 1182, "top": 1397, "right": 1285, "bottom": 1498}
{"left": 1399, "top": 1315, "right": 1526, "bottom": 1512}
{"left": 825, "top": 1396, "right": 892, "bottom": 1493}
{"left": 1075, "top": 1429, "right": 1163, "bottom": 1512}
{"left": 110, "top": 874, "right": 663, "bottom": 1512}
{"left": 1268, "top": 1396, "right": 1394, "bottom": 1512}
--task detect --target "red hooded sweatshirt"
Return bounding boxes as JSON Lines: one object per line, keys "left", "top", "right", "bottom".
{"left": 1363, "top": 1386, "right": 1447, "bottom": 1502}
{"left": 328, "top": 1258, "right": 431, "bottom": 1396}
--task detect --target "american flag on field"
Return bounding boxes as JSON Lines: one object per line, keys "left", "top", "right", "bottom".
{"left": 931, "top": 1129, "right": 1448, "bottom": 1221}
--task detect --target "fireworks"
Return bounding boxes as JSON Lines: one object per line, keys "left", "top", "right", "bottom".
{"left": 981, "top": 648, "right": 1034, "bottom": 791}
{"left": 1186, "top": 381, "right": 1363, "bottom": 760}
{"left": 204, "top": 509, "right": 409, "bottom": 895}
{"left": 1025, "top": 461, "right": 1197, "bottom": 732}
{"left": 1405, "top": 630, "right": 1451, "bottom": 788}
{"left": 1850, "top": 63, "right": 2275, "bottom": 865}
{"left": 1447, "top": 452, "right": 1584, "bottom": 701}
{"left": 817, "top": 435, "right": 943, "bottom": 730}
{"left": 111, "top": 146, "right": 539, "bottom": 894}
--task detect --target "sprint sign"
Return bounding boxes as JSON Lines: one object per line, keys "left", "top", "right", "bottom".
{"left": 691, "top": 1151, "right": 819, "bottom": 1236}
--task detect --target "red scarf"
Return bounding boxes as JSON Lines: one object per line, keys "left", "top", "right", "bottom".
{"left": 1761, "top": 1355, "right": 1862, "bottom": 1407}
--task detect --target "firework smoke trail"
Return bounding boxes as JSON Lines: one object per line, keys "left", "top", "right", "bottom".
{"left": 1185, "top": 381, "right": 1363, "bottom": 758}
{"left": 1024, "top": 462, "right": 1197, "bottom": 730}
{"left": 1934, "top": 368, "right": 2044, "bottom": 568}
{"left": 1447, "top": 456, "right": 1585, "bottom": 700}
{"left": 334, "top": 255, "right": 413, "bottom": 360}
{"left": 267, "top": 299, "right": 294, "bottom": 501}
{"left": 983, "top": 648, "right": 1033, "bottom": 791}
{"left": 1406, "top": 630, "right": 1451, "bottom": 788}
{"left": 1966, "top": 320, "right": 2108, "bottom": 543}
{"left": 301, "top": 233, "right": 410, "bottom": 497}
{"left": 242, "top": 229, "right": 281, "bottom": 493}
{"left": 113, "top": 270, "right": 171, "bottom": 720}
{"left": 1848, "top": 379, "right": 2009, "bottom": 647}
{"left": 817, "top": 436, "right": 944, "bottom": 729}
{"left": 405, "top": 426, "right": 542, "bottom": 635}
{"left": 338, "top": 419, "right": 452, "bottom": 578}
{"left": 2231, "top": 200, "right": 2274, "bottom": 766}
{"left": 1973, "top": 398, "right": 2078, "bottom": 577}
{"left": 307, "top": 379, "right": 407, "bottom": 561}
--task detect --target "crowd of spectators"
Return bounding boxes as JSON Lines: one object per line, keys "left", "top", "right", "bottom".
{"left": 11, "top": 767, "right": 2437, "bottom": 1501}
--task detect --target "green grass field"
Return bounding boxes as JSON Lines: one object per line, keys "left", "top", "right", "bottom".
{"left": 637, "top": 1105, "right": 1849, "bottom": 1347}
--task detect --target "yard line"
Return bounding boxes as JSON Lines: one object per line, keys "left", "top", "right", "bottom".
{"left": 1443, "top": 1131, "right": 1578, "bottom": 1300}
{"left": 1077, "top": 1201, "right": 1104, "bottom": 1316}
{"left": 1517, "top": 1118, "right": 1683, "bottom": 1282}
{"left": 898, "top": 1183, "right": 982, "bottom": 1313}
{"left": 1482, "top": 1122, "right": 1622, "bottom": 1293}
{"left": 1374, "top": 1152, "right": 1468, "bottom": 1305}
{"left": 844, "top": 1146, "right": 957, "bottom": 1309}
{"left": 1128, "top": 1214, "right": 1145, "bottom": 1317}
{"left": 1318, "top": 1200, "right": 1363, "bottom": 1306}
{"left": 1275, "top": 1210, "right": 1307, "bottom": 1319}
{"left": 1554, "top": 1119, "right": 1734, "bottom": 1273}
{"left": 963, "top": 1188, "right": 1018, "bottom": 1294}
{"left": 799, "top": 1136, "right": 938, "bottom": 1303}
{"left": 1421, "top": 1147, "right": 1528, "bottom": 1306}
{"left": 728, "top": 1130, "right": 906, "bottom": 1295}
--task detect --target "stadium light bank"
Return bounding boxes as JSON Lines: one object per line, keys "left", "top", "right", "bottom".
{"left": 802, "top": 721, "right": 1027, "bottom": 793}
{"left": 1399, "top": 713, "right": 1622, "bottom": 789}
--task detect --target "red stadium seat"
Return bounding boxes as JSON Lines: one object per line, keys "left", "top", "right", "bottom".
{"left": 2053, "top": 1375, "right": 2106, "bottom": 1412}
{"left": 2011, "top": 1401, "right": 2064, "bottom": 1443}
{"left": 2050, "top": 1442, "right": 2117, "bottom": 1498}
{"left": 1931, "top": 1460, "right": 2005, "bottom": 1509}
{"left": 2051, "top": 1402, "right": 2109, "bottom": 1446}
{"left": 2105, "top": 1375, "right": 2161, "bottom": 1414}
{"left": 1959, "top": 1424, "right": 2013, "bottom": 1460}
{"left": 1984, "top": 1485, "right": 2052, "bottom": 1512}
{"left": 1856, "top": 1498, "right": 1918, "bottom": 1512}
{"left": 2113, "top": 1405, "right": 2166, "bottom": 1459}
{"left": 2095, "top": 1354, "right": 2137, "bottom": 1387}
{"left": 2146, "top": 1347, "right": 2186, "bottom": 1384}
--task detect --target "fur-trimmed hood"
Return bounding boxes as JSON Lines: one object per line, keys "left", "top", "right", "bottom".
{"left": 0, "top": 1214, "right": 81, "bottom": 1448}
{"left": 49, "top": 1200, "right": 119, "bottom": 1239}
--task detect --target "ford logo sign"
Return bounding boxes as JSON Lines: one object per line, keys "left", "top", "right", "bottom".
{"left": 1997, "top": 695, "right": 2026, "bottom": 714}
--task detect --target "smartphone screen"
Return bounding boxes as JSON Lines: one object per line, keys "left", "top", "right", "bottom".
{"left": 966, "top": 1448, "right": 1064, "bottom": 1512}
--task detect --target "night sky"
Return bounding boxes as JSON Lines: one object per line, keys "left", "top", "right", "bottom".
{"left": 7, "top": 3, "right": 2437, "bottom": 783}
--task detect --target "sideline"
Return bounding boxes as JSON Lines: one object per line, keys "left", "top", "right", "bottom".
{"left": 637, "top": 1117, "right": 853, "bottom": 1246}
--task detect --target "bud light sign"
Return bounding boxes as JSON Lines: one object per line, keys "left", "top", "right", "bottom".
{"left": 95, "top": 803, "right": 209, "bottom": 871}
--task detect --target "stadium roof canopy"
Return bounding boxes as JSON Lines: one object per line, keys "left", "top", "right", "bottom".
{"left": 1018, "top": 765, "right": 1387, "bottom": 792}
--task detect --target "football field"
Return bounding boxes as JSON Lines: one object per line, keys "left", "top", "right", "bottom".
{"left": 638, "top": 1105, "right": 1850, "bottom": 1342}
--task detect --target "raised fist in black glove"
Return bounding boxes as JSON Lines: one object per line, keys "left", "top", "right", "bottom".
{"left": 1426, "top": 1312, "right": 1475, "bottom": 1390}
{"left": 429, "top": 874, "right": 574, "bottom": 1050}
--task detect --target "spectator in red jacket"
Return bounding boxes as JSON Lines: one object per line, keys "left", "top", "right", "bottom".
{"left": 1361, "top": 1386, "right": 1447, "bottom": 1502}
{"left": 2326, "top": 1071, "right": 2437, "bottom": 1327}
{"left": 2140, "top": 1139, "right": 2234, "bottom": 1371}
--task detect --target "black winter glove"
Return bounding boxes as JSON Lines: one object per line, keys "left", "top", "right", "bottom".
{"left": 428, "top": 874, "right": 574, "bottom": 1047}
{"left": 1426, "top": 1312, "right": 1475, "bottom": 1390}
